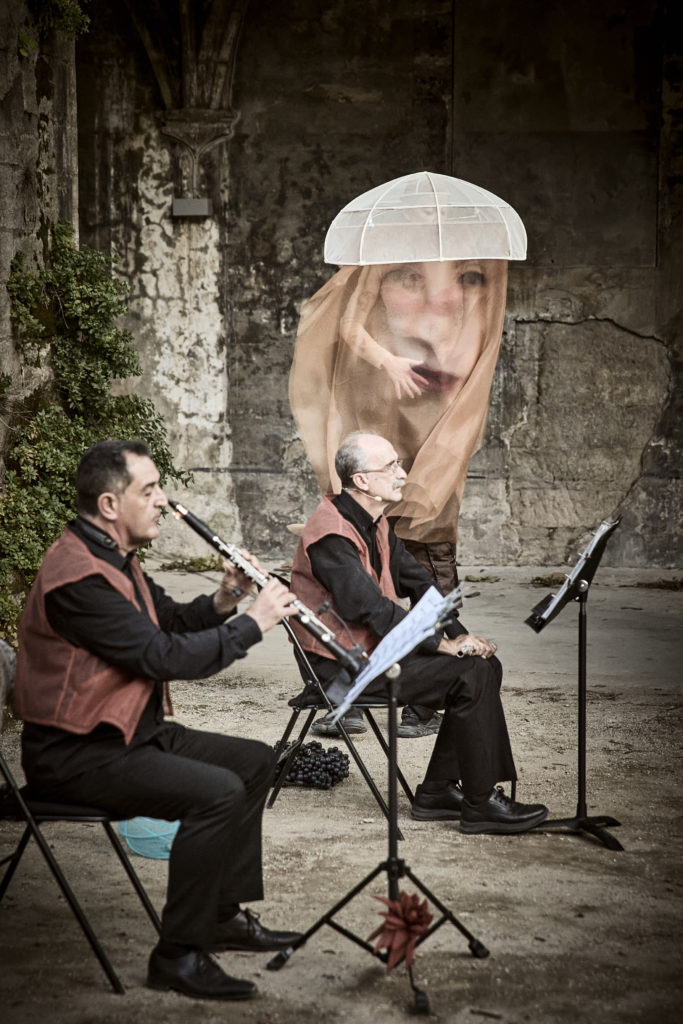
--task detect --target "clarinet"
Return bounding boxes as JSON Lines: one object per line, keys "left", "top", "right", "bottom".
{"left": 169, "top": 500, "right": 367, "bottom": 675}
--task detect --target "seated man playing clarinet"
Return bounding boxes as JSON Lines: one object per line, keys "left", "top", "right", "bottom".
{"left": 13, "top": 439, "right": 302, "bottom": 1002}
{"left": 290, "top": 430, "right": 548, "bottom": 836}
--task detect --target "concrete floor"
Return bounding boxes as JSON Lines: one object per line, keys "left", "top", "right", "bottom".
{"left": 1, "top": 559, "right": 681, "bottom": 1023}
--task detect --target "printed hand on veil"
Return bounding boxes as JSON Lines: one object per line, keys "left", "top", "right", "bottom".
{"left": 339, "top": 265, "right": 427, "bottom": 400}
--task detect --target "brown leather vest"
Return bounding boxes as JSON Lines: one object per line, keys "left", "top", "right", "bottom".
{"left": 289, "top": 495, "right": 398, "bottom": 660}
{"left": 14, "top": 528, "right": 171, "bottom": 744}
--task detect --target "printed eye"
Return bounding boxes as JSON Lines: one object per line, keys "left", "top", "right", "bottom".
{"left": 459, "top": 270, "right": 486, "bottom": 287}
{"left": 382, "top": 267, "right": 425, "bottom": 291}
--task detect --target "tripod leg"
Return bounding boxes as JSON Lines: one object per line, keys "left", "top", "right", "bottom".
{"left": 404, "top": 866, "right": 489, "bottom": 958}
{"left": 581, "top": 819, "right": 624, "bottom": 852}
{"left": 266, "top": 862, "right": 386, "bottom": 970}
{"left": 538, "top": 815, "right": 623, "bottom": 852}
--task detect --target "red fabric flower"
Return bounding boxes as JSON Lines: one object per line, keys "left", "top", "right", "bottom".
{"left": 367, "top": 890, "right": 433, "bottom": 970}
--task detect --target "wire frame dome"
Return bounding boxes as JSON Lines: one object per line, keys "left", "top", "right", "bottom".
{"left": 323, "top": 171, "right": 527, "bottom": 266}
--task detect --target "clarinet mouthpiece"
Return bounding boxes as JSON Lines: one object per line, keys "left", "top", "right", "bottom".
{"left": 168, "top": 499, "right": 188, "bottom": 519}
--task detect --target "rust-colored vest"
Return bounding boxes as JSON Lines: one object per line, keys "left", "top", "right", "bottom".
{"left": 290, "top": 495, "right": 398, "bottom": 660}
{"left": 14, "top": 528, "right": 171, "bottom": 744}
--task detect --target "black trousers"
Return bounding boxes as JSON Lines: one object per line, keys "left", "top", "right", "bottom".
{"left": 36, "top": 723, "right": 274, "bottom": 947}
{"left": 313, "top": 650, "right": 516, "bottom": 798}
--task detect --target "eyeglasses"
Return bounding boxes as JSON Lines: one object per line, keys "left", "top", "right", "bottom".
{"left": 358, "top": 459, "right": 403, "bottom": 474}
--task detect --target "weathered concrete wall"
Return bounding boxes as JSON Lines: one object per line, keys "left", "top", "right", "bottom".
{"left": 225, "top": 0, "right": 455, "bottom": 559}
{"left": 73, "top": 0, "right": 681, "bottom": 566}
{"left": 0, "top": 2, "right": 78, "bottom": 460}
{"left": 76, "top": 7, "right": 241, "bottom": 553}
{"left": 450, "top": 0, "right": 679, "bottom": 567}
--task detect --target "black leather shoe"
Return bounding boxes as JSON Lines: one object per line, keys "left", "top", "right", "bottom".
{"left": 411, "top": 781, "right": 464, "bottom": 820}
{"left": 311, "top": 707, "right": 366, "bottom": 736}
{"left": 146, "top": 947, "right": 256, "bottom": 1000}
{"left": 398, "top": 708, "right": 444, "bottom": 738}
{"left": 460, "top": 787, "right": 548, "bottom": 835}
{"left": 206, "top": 909, "right": 303, "bottom": 953}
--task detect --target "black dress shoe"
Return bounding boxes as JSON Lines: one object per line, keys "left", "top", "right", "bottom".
{"left": 459, "top": 787, "right": 548, "bottom": 835}
{"left": 146, "top": 947, "right": 256, "bottom": 1000}
{"left": 206, "top": 909, "right": 303, "bottom": 953}
{"left": 311, "top": 707, "right": 366, "bottom": 736}
{"left": 411, "top": 781, "right": 464, "bottom": 820}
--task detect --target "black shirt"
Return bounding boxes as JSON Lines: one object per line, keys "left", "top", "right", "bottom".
{"left": 21, "top": 518, "right": 262, "bottom": 787}
{"left": 306, "top": 490, "right": 464, "bottom": 656}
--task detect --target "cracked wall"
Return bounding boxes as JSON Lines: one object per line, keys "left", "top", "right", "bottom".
{"left": 461, "top": 318, "right": 671, "bottom": 564}
{"left": 71, "top": 0, "right": 681, "bottom": 567}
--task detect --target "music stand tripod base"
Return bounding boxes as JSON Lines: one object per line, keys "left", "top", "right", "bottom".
{"left": 267, "top": 666, "right": 489, "bottom": 1015}
{"left": 535, "top": 813, "right": 624, "bottom": 852}
{"left": 525, "top": 517, "right": 624, "bottom": 853}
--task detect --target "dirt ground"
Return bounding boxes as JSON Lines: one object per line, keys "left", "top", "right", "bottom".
{"left": 1, "top": 559, "right": 682, "bottom": 1024}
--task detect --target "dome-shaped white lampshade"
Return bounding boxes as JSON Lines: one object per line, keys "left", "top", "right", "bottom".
{"left": 323, "top": 171, "right": 527, "bottom": 265}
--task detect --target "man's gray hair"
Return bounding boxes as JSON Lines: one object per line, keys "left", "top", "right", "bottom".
{"left": 335, "top": 431, "right": 381, "bottom": 489}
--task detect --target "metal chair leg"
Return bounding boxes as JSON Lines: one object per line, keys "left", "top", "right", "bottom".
{"left": 364, "top": 709, "right": 415, "bottom": 803}
{"left": 0, "top": 825, "right": 31, "bottom": 901}
{"left": 267, "top": 708, "right": 317, "bottom": 808}
{"left": 18, "top": 819, "right": 125, "bottom": 993}
{"left": 103, "top": 822, "right": 161, "bottom": 932}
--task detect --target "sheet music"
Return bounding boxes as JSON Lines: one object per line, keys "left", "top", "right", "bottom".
{"left": 330, "top": 585, "right": 461, "bottom": 723}
{"left": 525, "top": 518, "right": 621, "bottom": 632}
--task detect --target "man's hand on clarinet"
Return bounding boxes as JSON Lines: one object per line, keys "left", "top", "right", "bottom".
{"left": 437, "top": 634, "right": 497, "bottom": 659}
{"left": 213, "top": 550, "right": 263, "bottom": 615}
{"left": 245, "top": 577, "right": 299, "bottom": 634}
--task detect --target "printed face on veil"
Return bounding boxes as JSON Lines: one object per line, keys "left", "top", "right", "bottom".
{"left": 289, "top": 254, "right": 509, "bottom": 540}
{"left": 339, "top": 258, "right": 507, "bottom": 406}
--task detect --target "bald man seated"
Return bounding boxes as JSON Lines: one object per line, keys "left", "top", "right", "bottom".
{"left": 289, "top": 430, "right": 548, "bottom": 836}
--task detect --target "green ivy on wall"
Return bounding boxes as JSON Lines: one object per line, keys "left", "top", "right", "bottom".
{"left": 34, "top": 0, "right": 91, "bottom": 38}
{"left": 19, "top": 1, "right": 91, "bottom": 57}
{"left": 0, "top": 222, "right": 190, "bottom": 643}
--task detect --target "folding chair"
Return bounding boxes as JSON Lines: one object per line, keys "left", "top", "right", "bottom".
{"left": 0, "top": 668, "right": 161, "bottom": 994}
{"left": 268, "top": 620, "right": 415, "bottom": 836}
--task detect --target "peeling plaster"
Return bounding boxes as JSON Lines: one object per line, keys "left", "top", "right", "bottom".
{"left": 112, "top": 121, "right": 241, "bottom": 557}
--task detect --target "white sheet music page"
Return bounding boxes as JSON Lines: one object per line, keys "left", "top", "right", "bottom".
{"left": 330, "top": 585, "right": 461, "bottom": 722}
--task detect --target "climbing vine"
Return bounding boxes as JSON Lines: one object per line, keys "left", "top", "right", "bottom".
{"left": 0, "top": 222, "right": 190, "bottom": 643}
{"left": 19, "top": 0, "right": 91, "bottom": 57}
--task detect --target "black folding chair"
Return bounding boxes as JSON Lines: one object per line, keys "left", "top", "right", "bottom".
{"left": 0, "top": 695, "right": 161, "bottom": 993}
{"left": 268, "top": 621, "right": 415, "bottom": 836}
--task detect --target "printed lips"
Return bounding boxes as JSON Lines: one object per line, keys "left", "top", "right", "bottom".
{"left": 410, "top": 364, "right": 458, "bottom": 392}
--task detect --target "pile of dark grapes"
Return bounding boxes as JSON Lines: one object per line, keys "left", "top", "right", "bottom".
{"left": 275, "top": 740, "right": 350, "bottom": 790}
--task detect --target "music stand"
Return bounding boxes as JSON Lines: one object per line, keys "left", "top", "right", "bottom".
{"left": 525, "top": 517, "right": 624, "bottom": 851}
{"left": 267, "top": 586, "right": 490, "bottom": 1014}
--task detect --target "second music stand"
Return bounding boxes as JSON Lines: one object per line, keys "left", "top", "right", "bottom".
{"left": 525, "top": 517, "right": 624, "bottom": 851}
